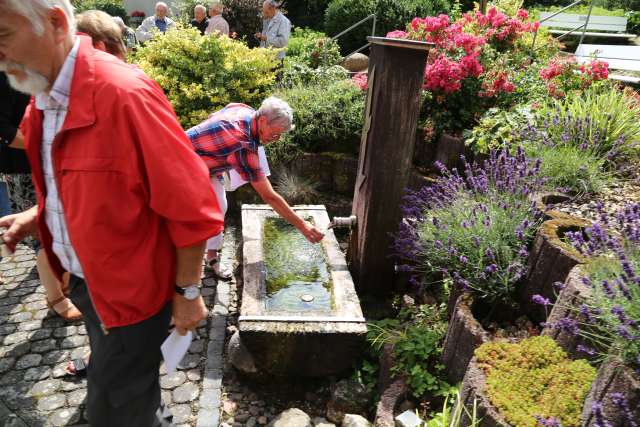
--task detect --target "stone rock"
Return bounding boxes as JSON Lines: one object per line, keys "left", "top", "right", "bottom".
{"left": 172, "top": 382, "right": 199, "bottom": 403}
{"left": 269, "top": 408, "right": 311, "bottom": 427}
{"left": 160, "top": 371, "right": 186, "bottom": 390}
{"left": 341, "top": 53, "right": 369, "bottom": 72}
{"left": 170, "top": 404, "right": 192, "bottom": 424}
{"left": 258, "top": 416, "right": 268, "bottom": 425}
{"left": 326, "top": 379, "right": 371, "bottom": 424}
{"left": 49, "top": 408, "right": 81, "bottom": 426}
{"left": 15, "top": 353, "right": 42, "bottom": 369}
{"left": 247, "top": 416, "right": 257, "bottom": 427}
{"left": 37, "top": 393, "right": 66, "bottom": 411}
{"left": 312, "top": 417, "right": 335, "bottom": 427}
{"left": 342, "top": 414, "right": 371, "bottom": 427}
{"left": 227, "top": 330, "right": 258, "bottom": 374}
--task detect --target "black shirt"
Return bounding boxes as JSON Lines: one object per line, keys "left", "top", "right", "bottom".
{"left": 191, "top": 18, "right": 209, "bottom": 35}
{"left": 0, "top": 72, "right": 31, "bottom": 174}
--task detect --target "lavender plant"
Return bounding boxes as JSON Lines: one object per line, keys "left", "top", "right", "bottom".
{"left": 394, "top": 148, "right": 545, "bottom": 309}
{"left": 536, "top": 203, "right": 640, "bottom": 373}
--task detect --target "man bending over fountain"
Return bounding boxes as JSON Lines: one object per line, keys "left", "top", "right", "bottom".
{"left": 188, "top": 97, "right": 325, "bottom": 279}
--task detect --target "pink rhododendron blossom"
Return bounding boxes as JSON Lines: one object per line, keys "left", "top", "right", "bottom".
{"left": 386, "top": 30, "right": 408, "bottom": 39}
{"left": 351, "top": 72, "right": 368, "bottom": 91}
{"left": 460, "top": 53, "right": 483, "bottom": 77}
{"left": 424, "top": 55, "right": 465, "bottom": 93}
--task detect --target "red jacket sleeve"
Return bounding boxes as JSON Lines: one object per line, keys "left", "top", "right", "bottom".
{"left": 122, "top": 81, "right": 224, "bottom": 248}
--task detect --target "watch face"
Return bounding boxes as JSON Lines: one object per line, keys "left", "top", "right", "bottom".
{"left": 184, "top": 286, "right": 200, "bottom": 300}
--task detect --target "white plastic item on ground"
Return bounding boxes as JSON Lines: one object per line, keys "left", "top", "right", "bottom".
{"left": 394, "top": 410, "right": 423, "bottom": 427}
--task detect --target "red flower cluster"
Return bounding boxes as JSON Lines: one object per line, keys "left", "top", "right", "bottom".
{"left": 480, "top": 71, "right": 515, "bottom": 97}
{"left": 540, "top": 55, "right": 609, "bottom": 97}
{"left": 461, "top": 7, "right": 539, "bottom": 45}
{"left": 386, "top": 30, "right": 408, "bottom": 39}
{"left": 351, "top": 72, "right": 368, "bottom": 91}
{"left": 580, "top": 59, "right": 609, "bottom": 81}
{"left": 424, "top": 55, "right": 466, "bottom": 93}
{"left": 130, "top": 10, "right": 146, "bottom": 18}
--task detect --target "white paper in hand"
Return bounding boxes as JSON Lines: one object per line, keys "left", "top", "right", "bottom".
{"left": 161, "top": 329, "right": 192, "bottom": 374}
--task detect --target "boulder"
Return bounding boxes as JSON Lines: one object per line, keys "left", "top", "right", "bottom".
{"left": 341, "top": 53, "right": 369, "bottom": 72}
{"left": 269, "top": 408, "right": 312, "bottom": 427}
{"left": 342, "top": 414, "right": 372, "bottom": 427}
{"left": 227, "top": 330, "right": 258, "bottom": 374}
{"left": 312, "top": 417, "right": 335, "bottom": 427}
{"left": 326, "top": 379, "right": 371, "bottom": 423}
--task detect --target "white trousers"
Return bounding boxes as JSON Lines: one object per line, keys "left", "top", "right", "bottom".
{"left": 206, "top": 175, "right": 228, "bottom": 251}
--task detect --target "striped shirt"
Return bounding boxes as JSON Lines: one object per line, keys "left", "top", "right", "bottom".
{"left": 186, "top": 103, "right": 265, "bottom": 182}
{"left": 35, "top": 37, "right": 85, "bottom": 278}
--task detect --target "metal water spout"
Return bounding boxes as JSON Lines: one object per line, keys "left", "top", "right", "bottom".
{"left": 328, "top": 215, "right": 357, "bottom": 229}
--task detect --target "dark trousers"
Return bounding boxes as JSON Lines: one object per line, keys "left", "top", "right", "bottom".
{"left": 68, "top": 275, "right": 173, "bottom": 427}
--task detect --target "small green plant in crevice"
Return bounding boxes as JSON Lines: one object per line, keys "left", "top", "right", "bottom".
{"left": 475, "top": 336, "right": 596, "bottom": 427}
{"left": 368, "top": 303, "right": 453, "bottom": 400}
{"left": 424, "top": 388, "right": 480, "bottom": 427}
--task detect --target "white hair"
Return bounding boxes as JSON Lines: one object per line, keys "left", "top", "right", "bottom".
{"left": 112, "top": 15, "right": 126, "bottom": 31}
{"left": 194, "top": 4, "right": 206, "bottom": 13}
{"left": 0, "top": 0, "right": 76, "bottom": 36}
{"left": 209, "top": 1, "right": 224, "bottom": 13}
{"left": 155, "top": 2, "right": 169, "bottom": 11}
{"left": 258, "top": 97, "right": 294, "bottom": 131}
{"left": 264, "top": 0, "right": 279, "bottom": 8}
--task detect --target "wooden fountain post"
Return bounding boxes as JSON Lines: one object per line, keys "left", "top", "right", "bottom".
{"left": 349, "top": 37, "right": 431, "bottom": 295}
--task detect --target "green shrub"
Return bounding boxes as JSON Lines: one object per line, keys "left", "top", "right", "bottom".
{"left": 286, "top": 28, "right": 342, "bottom": 68}
{"left": 175, "top": 0, "right": 205, "bottom": 22}
{"left": 281, "top": 0, "right": 331, "bottom": 31}
{"left": 628, "top": 11, "right": 640, "bottom": 34}
{"left": 463, "top": 106, "right": 532, "bottom": 154}
{"left": 324, "top": 0, "right": 452, "bottom": 55}
{"left": 274, "top": 169, "right": 320, "bottom": 204}
{"left": 278, "top": 63, "right": 349, "bottom": 89}
{"left": 132, "top": 25, "right": 278, "bottom": 128}
{"left": 524, "top": 142, "right": 611, "bottom": 196}
{"left": 475, "top": 336, "right": 596, "bottom": 427}
{"left": 268, "top": 80, "right": 365, "bottom": 164}
{"left": 72, "top": 0, "right": 127, "bottom": 20}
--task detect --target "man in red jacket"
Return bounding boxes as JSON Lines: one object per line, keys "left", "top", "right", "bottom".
{"left": 0, "top": 1, "right": 223, "bottom": 425}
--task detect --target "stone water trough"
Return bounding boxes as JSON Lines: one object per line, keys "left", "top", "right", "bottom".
{"left": 237, "top": 205, "right": 367, "bottom": 377}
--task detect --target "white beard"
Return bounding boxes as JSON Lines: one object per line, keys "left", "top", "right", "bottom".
{"left": 0, "top": 61, "right": 49, "bottom": 96}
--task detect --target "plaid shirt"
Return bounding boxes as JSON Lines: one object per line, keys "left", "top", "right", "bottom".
{"left": 186, "top": 103, "right": 265, "bottom": 182}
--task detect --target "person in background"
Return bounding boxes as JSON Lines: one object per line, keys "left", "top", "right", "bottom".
{"left": 187, "top": 97, "right": 323, "bottom": 279}
{"left": 205, "top": 1, "right": 229, "bottom": 36}
{"left": 76, "top": 10, "right": 126, "bottom": 60}
{"left": 191, "top": 4, "right": 209, "bottom": 35}
{"left": 112, "top": 16, "right": 137, "bottom": 53}
{"left": 0, "top": 72, "right": 82, "bottom": 321}
{"left": 135, "top": 1, "right": 176, "bottom": 43}
{"left": 0, "top": 1, "right": 223, "bottom": 424}
{"left": 255, "top": 0, "right": 291, "bottom": 59}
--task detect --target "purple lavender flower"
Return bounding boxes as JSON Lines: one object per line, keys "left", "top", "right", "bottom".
{"left": 611, "top": 393, "right": 638, "bottom": 427}
{"left": 459, "top": 255, "right": 469, "bottom": 265}
{"left": 485, "top": 264, "right": 498, "bottom": 274}
{"left": 532, "top": 294, "right": 551, "bottom": 306}
{"left": 534, "top": 416, "right": 561, "bottom": 427}
{"left": 591, "top": 402, "right": 612, "bottom": 427}
{"left": 553, "top": 281, "right": 566, "bottom": 291}
{"left": 576, "top": 344, "right": 596, "bottom": 356}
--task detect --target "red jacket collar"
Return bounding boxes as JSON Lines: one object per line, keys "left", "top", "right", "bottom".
{"left": 61, "top": 34, "right": 97, "bottom": 132}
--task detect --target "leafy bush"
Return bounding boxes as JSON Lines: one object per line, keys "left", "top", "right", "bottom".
{"left": 475, "top": 336, "right": 596, "bottom": 427}
{"left": 324, "top": 0, "right": 452, "bottom": 54}
{"left": 628, "top": 11, "right": 640, "bottom": 34}
{"left": 278, "top": 63, "right": 349, "bottom": 89}
{"left": 175, "top": 0, "right": 205, "bottom": 22}
{"left": 133, "top": 26, "right": 278, "bottom": 128}
{"left": 285, "top": 28, "right": 342, "bottom": 69}
{"left": 393, "top": 148, "right": 544, "bottom": 308}
{"left": 535, "top": 86, "right": 640, "bottom": 164}
{"left": 463, "top": 106, "right": 532, "bottom": 154}
{"left": 72, "top": 0, "right": 127, "bottom": 20}
{"left": 523, "top": 143, "right": 611, "bottom": 196}
{"left": 268, "top": 79, "right": 364, "bottom": 164}
{"left": 281, "top": 0, "right": 331, "bottom": 31}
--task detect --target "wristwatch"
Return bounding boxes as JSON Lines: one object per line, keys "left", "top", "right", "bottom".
{"left": 175, "top": 284, "right": 202, "bottom": 300}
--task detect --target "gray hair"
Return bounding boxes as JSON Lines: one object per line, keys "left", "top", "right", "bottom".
{"left": 264, "top": 0, "right": 279, "bottom": 8}
{"left": 155, "top": 1, "right": 169, "bottom": 11}
{"left": 258, "top": 97, "right": 294, "bottom": 130}
{"left": 0, "top": 0, "right": 76, "bottom": 36}
{"left": 194, "top": 4, "right": 206, "bottom": 13}
{"left": 112, "top": 15, "right": 126, "bottom": 31}
{"left": 209, "top": 1, "right": 223, "bottom": 13}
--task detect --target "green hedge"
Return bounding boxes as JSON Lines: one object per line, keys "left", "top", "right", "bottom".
{"left": 324, "top": 0, "right": 452, "bottom": 55}
{"left": 267, "top": 79, "right": 365, "bottom": 164}
{"left": 72, "top": 0, "right": 127, "bottom": 20}
{"left": 281, "top": 0, "right": 331, "bottom": 31}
